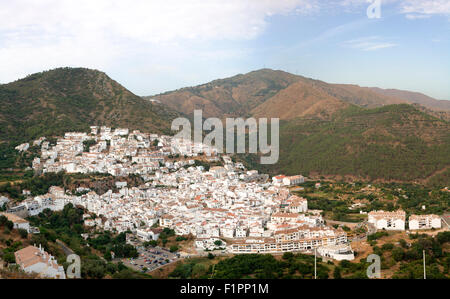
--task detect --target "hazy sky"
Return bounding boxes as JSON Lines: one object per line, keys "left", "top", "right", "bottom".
{"left": 1, "top": 0, "right": 449, "bottom": 99}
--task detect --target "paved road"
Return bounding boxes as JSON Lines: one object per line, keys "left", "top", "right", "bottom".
{"left": 441, "top": 214, "right": 450, "bottom": 229}
{"left": 56, "top": 239, "right": 75, "bottom": 256}
{"left": 366, "top": 222, "right": 377, "bottom": 235}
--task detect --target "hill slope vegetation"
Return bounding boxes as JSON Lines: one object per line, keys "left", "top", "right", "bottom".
{"left": 149, "top": 69, "right": 450, "bottom": 184}
{"left": 0, "top": 67, "right": 179, "bottom": 145}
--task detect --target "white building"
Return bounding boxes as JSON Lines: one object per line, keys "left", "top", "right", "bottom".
{"left": 220, "top": 227, "right": 235, "bottom": 239}
{"left": 229, "top": 228, "right": 347, "bottom": 255}
{"left": 210, "top": 166, "right": 227, "bottom": 178}
{"left": 113, "top": 128, "right": 129, "bottom": 136}
{"left": 160, "top": 215, "right": 174, "bottom": 227}
{"left": 272, "top": 175, "right": 286, "bottom": 186}
{"left": 368, "top": 210, "right": 406, "bottom": 231}
{"left": 136, "top": 227, "right": 163, "bottom": 241}
{"left": 409, "top": 214, "right": 441, "bottom": 230}
{"left": 115, "top": 181, "right": 128, "bottom": 189}
{"left": 0, "top": 196, "right": 9, "bottom": 208}
{"left": 15, "top": 143, "right": 30, "bottom": 152}
{"left": 195, "top": 237, "right": 226, "bottom": 251}
{"left": 0, "top": 213, "right": 30, "bottom": 233}
{"left": 285, "top": 195, "right": 308, "bottom": 213}
{"left": 282, "top": 175, "right": 305, "bottom": 186}
{"left": 15, "top": 245, "right": 66, "bottom": 279}
{"left": 235, "top": 227, "right": 247, "bottom": 238}
{"left": 318, "top": 244, "right": 355, "bottom": 261}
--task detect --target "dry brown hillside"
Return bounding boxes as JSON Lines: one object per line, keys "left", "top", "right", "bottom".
{"left": 144, "top": 69, "right": 450, "bottom": 184}
{"left": 251, "top": 81, "right": 349, "bottom": 120}
{"left": 328, "top": 84, "right": 407, "bottom": 107}
{"left": 147, "top": 69, "right": 300, "bottom": 118}
{"left": 370, "top": 87, "right": 450, "bottom": 111}
{"left": 148, "top": 69, "right": 446, "bottom": 120}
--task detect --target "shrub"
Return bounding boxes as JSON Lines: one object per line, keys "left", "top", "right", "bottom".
{"left": 5, "top": 220, "right": 14, "bottom": 231}
{"left": 282, "top": 252, "right": 294, "bottom": 260}
{"left": 392, "top": 247, "right": 405, "bottom": 262}
{"left": 381, "top": 243, "right": 394, "bottom": 251}
{"left": 18, "top": 228, "right": 28, "bottom": 239}
{"left": 3, "top": 252, "right": 16, "bottom": 264}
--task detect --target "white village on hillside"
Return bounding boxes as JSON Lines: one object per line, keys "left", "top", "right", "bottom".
{"left": 8, "top": 126, "right": 443, "bottom": 274}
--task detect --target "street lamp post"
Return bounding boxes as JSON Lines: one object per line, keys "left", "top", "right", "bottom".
{"left": 423, "top": 250, "right": 426, "bottom": 279}
{"left": 314, "top": 247, "right": 317, "bottom": 279}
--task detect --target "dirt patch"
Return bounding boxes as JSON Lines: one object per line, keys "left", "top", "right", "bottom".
{"left": 148, "top": 259, "right": 184, "bottom": 278}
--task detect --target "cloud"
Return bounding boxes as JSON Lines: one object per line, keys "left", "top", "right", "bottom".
{"left": 399, "top": 0, "right": 450, "bottom": 16}
{"left": 0, "top": 0, "right": 447, "bottom": 89}
{"left": 0, "top": 0, "right": 319, "bottom": 83}
{"left": 405, "top": 14, "right": 432, "bottom": 20}
{"left": 336, "top": 0, "right": 450, "bottom": 19}
{"left": 342, "top": 36, "right": 397, "bottom": 51}
{"left": 0, "top": 0, "right": 317, "bottom": 43}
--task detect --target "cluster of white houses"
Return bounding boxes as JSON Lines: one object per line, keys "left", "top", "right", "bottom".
{"left": 4, "top": 125, "right": 448, "bottom": 281}
{"left": 368, "top": 210, "right": 442, "bottom": 231}
{"left": 4, "top": 186, "right": 66, "bottom": 220}
{"left": 8, "top": 128, "right": 358, "bottom": 259}
{"left": 7, "top": 178, "right": 349, "bottom": 257}
{"left": 13, "top": 127, "right": 444, "bottom": 263}
{"left": 30, "top": 126, "right": 218, "bottom": 177}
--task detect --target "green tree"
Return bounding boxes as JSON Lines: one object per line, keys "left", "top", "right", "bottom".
{"left": 333, "top": 266, "right": 342, "bottom": 279}
{"left": 282, "top": 252, "right": 294, "bottom": 260}
{"left": 392, "top": 247, "right": 405, "bottom": 262}
{"left": 5, "top": 220, "right": 13, "bottom": 230}
{"left": 104, "top": 251, "right": 112, "bottom": 261}
{"left": 18, "top": 228, "right": 28, "bottom": 239}
{"left": 0, "top": 215, "right": 7, "bottom": 226}
{"left": 381, "top": 243, "right": 394, "bottom": 251}
{"left": 3, "top": 252, "right": 16, "bottom": 264}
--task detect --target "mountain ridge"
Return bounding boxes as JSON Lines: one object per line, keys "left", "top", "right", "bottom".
{"left": 145, "top": 68, "right": 450, "bottom": 185}
{"left": 369, "top": 87, "right": 450, "bottom": 111}
{"left": 145, "top": 69, "right": 449, "bottom": 121}
{"left": 0, "top": 67, "right": 180, "bottom": 146}
{"left": 1, "top": 67, "right": 448, "bottom": 185}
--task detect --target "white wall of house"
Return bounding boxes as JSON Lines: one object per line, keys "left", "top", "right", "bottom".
{"left": 24, "top": 262, "right": 66, "bottom": 279}
{"left": 372, "top": 218, "right": 405, "bottom": 230}
{"left": 14, "top": 222, "right": 30, "bottom": 233}
{"left": 409, "top": 217, "right": 442, "bottom": 230}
